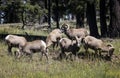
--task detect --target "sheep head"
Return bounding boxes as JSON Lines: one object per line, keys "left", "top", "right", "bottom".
{"left": 74, "top": 36, "right": 82, "bottom": 47}
{"left": 60, "top": 23, "right": 70, "bottom": 32}
{"left": 107, "top": 44, "right": 115, "bottom": 57}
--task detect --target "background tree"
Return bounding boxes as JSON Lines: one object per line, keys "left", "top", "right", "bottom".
{"left": 0, "top": 0, "right": 120, "bottom": 38}
{"left": 0, "top": 0, "right": 47, "bottom": 29}
{"left": 1, "top": 1, "right": 21, "bottom": 23}
{"left": 48, "top": 0, "right": 51, "bottom": 28}
{"left": 55, "top": 0, "right": 59, "bottom": 28}
{"left": 86, "top": 1, "right": 100, "bottom": 38}
{"left": 52, "top": 0, "right": 66, "bottom": 28}
{"left": 100, "top": 0, "right": 108, "bottom": 37}
{"left": 67, "top": 0, "right": 86, "bottom": 28}
{"left": 109, "top": 0, "right": 120, "bottom": 38}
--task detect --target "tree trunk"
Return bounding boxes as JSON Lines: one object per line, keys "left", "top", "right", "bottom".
{"left": 44, "top": 0, "right": 47, "bottom": 9}
{"left": 100, "top": 0, "right": 108, "bottom": 37}
{"left": 76, "top": 12, "right": 84, "bottom": 28}
{"left": 55, "top": 0, "right": 59, "bottom": 28}
{"left": 48, "top": 0, "right": 51, "bottom": 28}
{"left": 86, "top": 2, "right": 100, "bottom": 38}
{"left": 21, "top": 9, "right": 25, "bottom": 29}
{"left": 44, "top": 0, "right": 48, "bottom": 22}
{"left": 109, "top": 0, "right": 120, "bottom": 38}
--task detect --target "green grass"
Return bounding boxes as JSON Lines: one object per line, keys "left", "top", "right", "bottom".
{"left": 0, "top": 24, "right": 120, "bottom": 78}
{"left": 0, "top": 25, "right": 49, "bottom": 37}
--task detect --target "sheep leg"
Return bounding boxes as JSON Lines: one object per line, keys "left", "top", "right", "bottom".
{"left": 56, "top": 42, "right": 59, "bottom": 48}
{"left": 40, "top": 51, "right": 44, "bottom": 61}
{"left": 66, "top": 52, "right": 71, "bottom": 60}
{"left": 52, "top": 42, "right": 56, "bottom": 50}
{"left": 71, "top": 51, "right": 77, "bottom": 60}
{"left": 28, "top": 53, "right": 33, "bottom": 61}
{"left": 56, "top": 37, "right": 61, "bottom": 47}
{"left": 8, "top": 46, "right": 12, "bottom": 55}
{"left": 75, "top": 52, "right": 78, "bottom": 60}
{"left": 17, "top": 46, "right": 24, "bottom": 58}
{"left": 69, "top": 53, "right": 75, "bottom": 61}
{"left": 59, "top": 49, "right": 65, "bottom": 60}
{"left": 62, "top": 49, "right": 66, "bottom": 59}
{"left": 98, "top": 50, "right": 102, "bottom": 57}
{"left": 14, "top": 49, "right": 19, "bottom": 59}
{"left": 109, "top": 51, "right": 113, "bottom": 57}
{"left": 61, "top": 53, "right": 66, "bottom": 60}
{"left": 59, "top": 53, "right": 63, "bottom": 60}
{"left": 43, "top": 51, "right": 49, "bottom": 61}
{"left": 84, "top": 45, "right": 89, "bottom": 56}
{"left": 84, "top": 45, "right": 91, "bottom": 59}
{"left": 26, "top": 50, "right": 33, "bottom": 61}
{"left": 17, "top": 50, "right": 23, "bottom": 59}
{"left": 94, "top": 50, "right": 99, "bottom": 58}
{"left": 14, "top": 49, "right": 20, "bottom": 59}
{"left": 39, "top": 48, "right": 48, "bottom": 61}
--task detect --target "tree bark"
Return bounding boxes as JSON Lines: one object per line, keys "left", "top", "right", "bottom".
{"left": 48, "top": 0, "right": 51, "bottom": 28}
{"left": 86, "top": 2, "right": 100, "bottom": 38}
{"left": 109, "top": 0, "right": 120, "bottom": 38}
{"left": 44, "top": 0, "right": 48, "bottom": 22}
{"left": 21, "top": 8, "right": 26, "bottom": 29}
{"left": 76, "top": 12, "right": 84, "bottom": 28}
{"left": 100, "top": 0, "right": 108, "bottom": 37}
{"left": 55, "top": 0, "right": 59, "bottom": 28}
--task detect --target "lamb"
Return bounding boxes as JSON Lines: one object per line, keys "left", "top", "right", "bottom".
{"left": 59, "top": 36, "right": 81, "bottom": 59}
{"left": 46, "top": 29, "right": 63, "bottom": 49}
{"left": 5, "top": 34, "right": 27, "bottom": 55}
{"left": 81, "top": 36, "right": 114, "bottom": 57}
{"left": 21, "top": 40, "right": 48, "bottom": 61}
{"left": 60, "top": 23, "right": 89, "bottom": 40}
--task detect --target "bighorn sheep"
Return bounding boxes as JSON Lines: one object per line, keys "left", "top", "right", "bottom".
{"left": 5, "top": 34, "right": 27, "bottom": 55}
{"left": 21, "top": 40, "right": 48, "bottom": 61}
{"left": 59, "top": 36, "right": 81, "bottom": 59}
{"left": 60, "top": 23, "right": 89, "bottom": 40}
{"left": 81, "top": 36, "right": 114, "bottom": 57}
{"left": 46, "top": 29, "right": 62, "bottom": 49}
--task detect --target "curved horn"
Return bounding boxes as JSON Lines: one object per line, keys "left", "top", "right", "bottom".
{"left": 108, "top": 44, "right": 114, "bottom": 57}
{"left": 61, "top": 23, "right": 65, "bottom": 29}
{"left": 107, "top": 43, "right": 113, "bottom": 48}
{"left": 65, "top": 24, "right": 70, "bottom": 30}
{"left": 107, "top": 43, "right": 114, "bottom": 57}
{"left": 61, "top": 23, "right": 70, "bottom": 30}
{"left": 60, "top": 24, "right": 64, "bottom": 29}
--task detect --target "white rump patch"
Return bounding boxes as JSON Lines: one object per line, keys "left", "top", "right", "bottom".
{"left": 5, "top": 35, "right": 10, "bottom": 40}
{"left": 59, "top": 38, "right": 63, "bottom": 43}
{"left": 41, "top": 40, "right": 46, "bottom": 48}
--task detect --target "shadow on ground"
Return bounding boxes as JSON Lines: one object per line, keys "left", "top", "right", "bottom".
{"left": 0, "top": 34, "right": 47, "bottom": 41}
{"left": 52, "top": 51, "right": 116, "bottom": 62}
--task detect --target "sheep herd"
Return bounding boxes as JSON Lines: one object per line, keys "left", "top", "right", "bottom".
{"left": 5, "top": 23, "right": 115, "bottom": 61}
